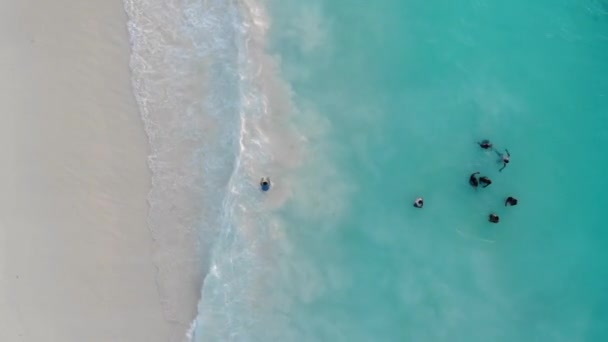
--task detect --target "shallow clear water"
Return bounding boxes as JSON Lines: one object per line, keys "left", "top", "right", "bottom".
{"left": 125, "top": 0, "right": 608, "bottom": 340}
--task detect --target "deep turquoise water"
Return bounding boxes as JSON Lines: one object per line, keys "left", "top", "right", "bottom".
{"left": 267, "top": 0, "right": 608, "bottom": 341}
{"left": 125, "top": 0, "right": 608, "bottom": 340}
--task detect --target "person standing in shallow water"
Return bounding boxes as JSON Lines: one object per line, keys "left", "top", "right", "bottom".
{"left": 478, "top": 139, "right": 493, "bottom": 150}
{"left": 469, "top": 172, "right": 480, "bottom": 188}
{"left": 479, "top": 176, "right": 492, "bottom": 188}
{"left": 470, "top": 172, "right": 491, "bottom": 188}
{"left": 505, "top": 196, "right": 518, "bottom": 206}
{"left": 260, "top": 177, "right": 271, "bottom": 192}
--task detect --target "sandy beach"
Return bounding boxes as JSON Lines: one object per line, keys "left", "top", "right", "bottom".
{"left": 0, "top": 0, "right": 193, "bottom": 341}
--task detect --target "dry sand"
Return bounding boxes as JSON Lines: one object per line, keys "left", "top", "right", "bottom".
{"left": 0, "top": 0, "right": 195, "bottom": 341}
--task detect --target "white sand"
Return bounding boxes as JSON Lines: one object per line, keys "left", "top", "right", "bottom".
{"left": 0, "top": 0, "right": 195, "bottom": 341}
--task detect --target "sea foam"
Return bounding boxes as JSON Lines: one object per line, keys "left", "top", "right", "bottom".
{"left": 124, "top": 0, "right": 307, "bottom": 339}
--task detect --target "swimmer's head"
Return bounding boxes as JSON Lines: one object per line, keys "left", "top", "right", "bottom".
{"left": 413, "top": 197, "right": 424, "bottom": 208}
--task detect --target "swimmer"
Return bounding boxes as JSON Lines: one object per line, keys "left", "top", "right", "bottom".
{"left": 469, "top": 172, "right": 480, "bottom": 188}
{"left": 478, "top": 139, "right": 493, "bottom": 150}
{"left": 498, "top": 149, "right": 510, "bottom": 172}
{"left": 479, "top": 176, "right": 492, "bottom": 188}
{"left": 489, "top": 213, "right": 500, "bottom": 223}
{"left": 505, "top": 196, "right": 518, "bottom": 206}
{"left": 260, "top": 177, "right": 271, "bottom": 192}
{"left": 413, "top": 197, "right": 424, "bottom": 208}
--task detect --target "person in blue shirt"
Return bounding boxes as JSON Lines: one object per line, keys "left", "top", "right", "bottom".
{"left": 260, "top": 177, "right": 271, "bottom": 192}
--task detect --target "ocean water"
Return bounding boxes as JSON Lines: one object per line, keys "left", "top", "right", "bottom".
{"left": 124, "top": 0, "right": 608, "bottom": 341}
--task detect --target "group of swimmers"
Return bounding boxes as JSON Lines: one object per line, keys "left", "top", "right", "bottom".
{"left": 260, "top": 140, "right": 516, "bottom": 223}
{"left": 414, "top": 139, "right": 517, "bottom": 223}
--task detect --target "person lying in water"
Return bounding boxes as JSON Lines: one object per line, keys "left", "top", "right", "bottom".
{"left": 498, "top": 149, "right": 510, "bottom": 172}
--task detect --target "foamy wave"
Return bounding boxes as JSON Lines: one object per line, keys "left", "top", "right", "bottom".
{"left": 124, "top": 0, "right": 303, "bottom": 339}
{"left": 124, "top": 0, "right": 355, "bottom": 338}
{"left": 124, "top": 0, "right": 245, "bottom": 331}
{"left": 189, "top": 1, "right": 307, "bottom": 340}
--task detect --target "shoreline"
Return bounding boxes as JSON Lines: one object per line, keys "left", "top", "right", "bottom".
{"left": 0, "top": 0, "right": 195, "bottom": 340}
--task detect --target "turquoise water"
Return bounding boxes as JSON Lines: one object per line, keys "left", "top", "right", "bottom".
{"left": 125, "top": 0, "right": 608, "bottom": 340}
{"left": 267, "top": 0, "right": 608, "bottom": 341}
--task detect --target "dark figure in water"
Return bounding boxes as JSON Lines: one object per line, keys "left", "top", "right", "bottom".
{"left": 413, "top": 197, "right": 424, "bottom": 208}
{"left": 479, "top": 176, "right": 492, "bottom": 188}
{"left": 260, "top": 177, "right": 271, "bottom": 192}
{"left": 469, "top": 172, "right": 480, "bottom": 187}
{"left": 498, "top": 149, "right": 510, "bottom": 172}
{"left": 489, "top": 213, "right": 500, "bottom": 223}
{"left": 478, "top": 139, "right": 493, "bottom": 150}
{"left": 505, "top": 196, "right": 518, "bottom": 206}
